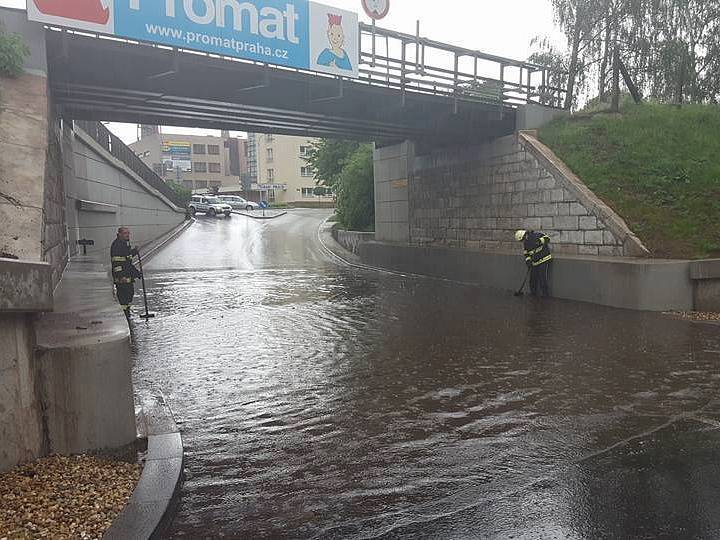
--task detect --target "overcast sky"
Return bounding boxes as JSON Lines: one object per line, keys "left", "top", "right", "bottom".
{"left": 2, "top": 0, "right": 564, "bottom": 143}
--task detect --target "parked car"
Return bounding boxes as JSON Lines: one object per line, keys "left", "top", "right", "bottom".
{"left": 188, "top": 195, "right": 232, "bottom": 217}
{"left": 218, "top": 195, "right": 261, "bottom": 211}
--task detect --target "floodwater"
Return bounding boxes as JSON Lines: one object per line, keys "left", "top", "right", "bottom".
{"left": 131, "top": 209, "right": 720, "bottom": 539}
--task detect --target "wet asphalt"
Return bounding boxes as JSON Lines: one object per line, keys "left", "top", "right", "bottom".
{"left": 129, "top": 208, "right": 720, "bottom": 539}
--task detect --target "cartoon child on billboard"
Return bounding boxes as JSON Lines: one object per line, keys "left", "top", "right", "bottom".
{"left": 316, "top": 14, "right": 353, "bottom": 71}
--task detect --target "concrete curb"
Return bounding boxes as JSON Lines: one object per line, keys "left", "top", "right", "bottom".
{"left": 139, "top": 218, "right": 195, "bottom": 265}
{"left": 232, "top": 210, "right": 287, "bottom": 220}
{"left": 331, "top": 226, "right": 375, "bottom": 257}
{"left": 105, "top": 393, "right": 184, "bottom": 540}
{"left": 318, "top": 219, "right": 362, "bottom": 266}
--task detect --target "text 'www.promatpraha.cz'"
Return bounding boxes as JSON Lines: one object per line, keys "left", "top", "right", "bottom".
{"left": 144, "top": 24, "right": 291, "bottom": 59}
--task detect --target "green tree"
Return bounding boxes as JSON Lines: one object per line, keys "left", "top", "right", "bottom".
{"left": 167, "top": 181, "right": 192, "bottom": 205}
{"left": 529, "top": 47, "right": 573, "bottom": 106}
{"left": 304, "top": 139, "right": 360, "bottom": 192}
{"left": 335, "top": 144, "right": 374, "bottom": 231}
{"left": 537, "top": 0, "right": 720, "bottom": 108}
{"left": 0, "top": 26, "right": 29, "bottom": 78}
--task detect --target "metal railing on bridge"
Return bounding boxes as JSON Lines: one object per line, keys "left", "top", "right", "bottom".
{"left": 74, "top": 120, "right": 187, "bottom": 209}
{"left": 53, "top": 20, "right": 565, "bottom": 115}
{"left": 358, "top": 23, "right": 566, "bottom": 111}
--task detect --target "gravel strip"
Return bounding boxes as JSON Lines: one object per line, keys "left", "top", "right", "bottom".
{"left": 0, "top": 455, "right": 141, "bottom": 540}
{"left": 665, "top": 310, "right": 720, "bottom": 322}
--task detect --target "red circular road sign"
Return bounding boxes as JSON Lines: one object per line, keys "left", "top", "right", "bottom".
{"left": 362, "top": 0, "right": 390, "bottom": 20}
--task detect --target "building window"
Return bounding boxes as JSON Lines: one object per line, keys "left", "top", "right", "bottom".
{"left": 268, "top": 189, "right": 276, "bottom": 202}
{"left": 266, "top": 148, "right": 274, "bottom": 162}
{"left": 267, "top": 169, "right": 275, "bottom": 181}
{"left": 193, "top": 144, "right": 206, "bottom": 155}
{"left": 195, "top": 180, "right": 208, "bottom": 188}
{"left": 299, "top": 145, "right": 311, "bottom": 157}
{"left": 209, "top": 181, "right": 222, "bottom": 189}
{"left": 301, "top": 166, "right": 314, "bottom": 177}
{"left": 208, "top": 162, "right": 221, "bottom": 173}
{"left": 194, "top": 162, "right": 207, "bottom": 173}
{"left": 302, "top": 187, "right": 315, "bottom": 198}
{"left": 208, "top": 144, "right": 220, "bottom": 155}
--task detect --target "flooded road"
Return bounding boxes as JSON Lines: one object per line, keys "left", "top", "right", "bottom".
{"left": 131, "top": 209, "right": 720, "bottom": 539}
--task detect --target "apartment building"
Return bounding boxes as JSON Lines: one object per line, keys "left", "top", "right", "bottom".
{"left": 247, "top": 133, "right": 333, "bottom": 205}
{"left": 130, "top": 127, "right": 248, "bottom": 191}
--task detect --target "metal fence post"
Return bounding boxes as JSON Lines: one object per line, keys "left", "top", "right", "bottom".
{"left": 526, "top": 69, "right": 532, "bottom": 104}
{"left": 453, "top": 52, "right": 459, "bottom": 114}
{"left": 401, "top": 39, "right": 407, "bottom": 107}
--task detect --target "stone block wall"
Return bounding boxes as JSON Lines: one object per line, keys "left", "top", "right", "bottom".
{"left": 408, "top": 133, "right": 648, "bottom": 257}
{"left": 43, "top": 114, "right": 68, "bottom": 287}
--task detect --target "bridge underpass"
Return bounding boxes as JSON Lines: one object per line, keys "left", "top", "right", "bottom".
{"left": 46, "top": 22, "right": 562, "bottom": 144}
{"left": 0, "top": 2, "right": 574, "bottom": 486}
{"left": 7, "top": 9, "right": 720, "bottom": 540}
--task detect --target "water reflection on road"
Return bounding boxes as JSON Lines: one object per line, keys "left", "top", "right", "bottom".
{"left": 130, "top": 209, "right": 720, "bottom": 539}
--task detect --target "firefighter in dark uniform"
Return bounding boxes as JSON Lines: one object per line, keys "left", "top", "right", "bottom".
{"left": 111, "top": 227, "right": 141, "bottom": 320}
{"left": 515, "top": 229, "right": 552, "bottom": 296}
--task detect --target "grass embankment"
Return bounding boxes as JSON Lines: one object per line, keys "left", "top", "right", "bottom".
{"left": 539, "top": 103, "right": 720, "bottom": 259}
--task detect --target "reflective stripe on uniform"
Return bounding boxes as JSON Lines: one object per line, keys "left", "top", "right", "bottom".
{"left": 113, "top": 266, "right": 123, "bottom": 273}
{"left": 111, "top": 256, "right": 126, "bottom": 262}
{"left": 532, "top": 254, "right": 553, "bottom": 266}
{"left": 114, "top": 277, "right": 133, "bottom": 284}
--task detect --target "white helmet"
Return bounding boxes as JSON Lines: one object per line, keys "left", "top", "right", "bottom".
{"left": 514, "top": 229, "right": 527, "bottom": 242}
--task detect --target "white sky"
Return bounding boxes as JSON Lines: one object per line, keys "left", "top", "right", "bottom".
{"left": 2, "top": 0, "right": 564, "bottom": 143}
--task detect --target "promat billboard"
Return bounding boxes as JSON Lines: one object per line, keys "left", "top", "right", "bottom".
{"left": 28, "top": 0, "right": 359, "bottom": 78}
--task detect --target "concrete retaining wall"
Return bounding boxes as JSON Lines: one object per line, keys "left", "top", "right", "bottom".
{"left": 0, "top": 10, "right": 52, "bottom": 473}
{"left": 690, "top": 259, "right": 720, "bottom": 312}
{"left": 0, "top": 68, "right": 48, "bottom": 260}
{"left": 0, "top": 314, "right": 45, "bottom": 471}
{"left": 515, "top": 104, "right": 569, "bottom": 131}
{"left": 64, "top": 125, "right": 185, "bottom": 258}
{"left": 374, "top": 141, "right": 413, "bottom": 243}
{"left": 35, "top": 314, "right": 136, "bottom": 456}
{"left": 332, "top": 227, "right": 375, "bottom": 255}
{"left": 359, "top": 241, "right": 694, "bottom": 312}
{"left": 0, "top": 258, "right": 53, "bottom": 313}
{"left": 0, "top": 7, "right": 186, "bottom": 471}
